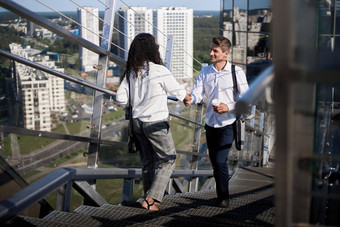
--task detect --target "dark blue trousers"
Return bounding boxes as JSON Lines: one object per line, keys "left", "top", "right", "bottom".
{"left": 205, "top": 123, "right": 234, "bottom": 201}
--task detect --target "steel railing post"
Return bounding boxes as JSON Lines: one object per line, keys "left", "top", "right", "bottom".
{"left": 86, "top": 0, "right": 117, "bottom": 168}
{"left": 189, "top": 103, "right": 204, "bottom": 192}
{"left": 56, "top": 181, "right": 73, "bottom": 212}
{"left": 122, "top": 178, "right": 135, "bottom": 202}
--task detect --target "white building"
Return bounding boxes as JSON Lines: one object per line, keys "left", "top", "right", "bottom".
{"left": 9, "top": 43, "right": 66, "bottom": 132}
{"left": 117, "top": 6, "right": 193, "bottom": 82}
{"left": 156, "top": 7, "right": 193, "bottom": 82}
{"left": 77, "top": 7, "right": 99, "bottom": 72}
{"left": 117, "top": 7, "right": 154, "bottom": 60}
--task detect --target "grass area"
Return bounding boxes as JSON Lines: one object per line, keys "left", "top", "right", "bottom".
{"left": 1, "top": 137, "right": 12, "bottom": 157}
{"left": 51, "top": 123, "right": 66, "bottom": 134}
{"left": 66, "top": 120, "right": 90, "bottom": 135}
{"left": 170, "top": 118, "right": 195, "bottom": 151}
{"left": 102, "top": 108, "right": 125, "bottom": 123}
{"left": 22, "top": 169, "right": 41, "bottom": 179}
{"left": 64, "top": 68, "right": 80, "bottom": 77}
{"left": 66, "top": 105, "right": 72, "bottom": 114}
{"left": 18, "top": 135, "right": 55, "bottom": 155}
{"left": 45, "top": 149, "right": 86, "bottom": 168}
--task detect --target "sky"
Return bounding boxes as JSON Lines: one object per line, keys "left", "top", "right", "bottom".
{"left": 6, "top": 0, "right": 221, "bottom": 12}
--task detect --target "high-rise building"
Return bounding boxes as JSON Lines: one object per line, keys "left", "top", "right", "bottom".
{"left": 117, "top": 7, "right": 154, "bottom": 60}
{"left": 9, "top": 43, "right": 66, "bottom": 132}
{"left": 78, "top": 7, "right": 99, "bottom": 72}
{"left": 117, "top": 6, "right": 193, "bottom": 82}
{"left": 156, "top": 7, "right": 193, "bottom": 82}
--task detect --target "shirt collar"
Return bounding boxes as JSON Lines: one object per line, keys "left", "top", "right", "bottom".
{"left": 211, "top": 61, "right": 230, "bottom": 73}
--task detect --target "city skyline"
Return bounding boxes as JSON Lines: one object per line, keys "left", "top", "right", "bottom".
{"left": 2, "top": 0, "right": 221, "bottom": 12}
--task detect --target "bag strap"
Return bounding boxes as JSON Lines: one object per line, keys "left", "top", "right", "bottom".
{"left": 127, "top": 75, "right": 133, "bottom": 122}
{"left": 231, "top": 65, "right": 242, "bottom": 119}
{"left": 231, "top": 64, "right": 239, "bottom": 99}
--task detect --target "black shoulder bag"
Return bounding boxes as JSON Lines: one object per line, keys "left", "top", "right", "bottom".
{"left": 231, "top": 65, "right": 245, "bottom": 151}
{"left": 126, "top": 76, "right": 140, "bottom": 153}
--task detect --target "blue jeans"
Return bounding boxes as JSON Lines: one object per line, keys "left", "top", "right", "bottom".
{"left": 205, "top": 123, "right": 234, "bottom": 201}
{"left": 133, "top": 118, "right": 176, "bottom": 202}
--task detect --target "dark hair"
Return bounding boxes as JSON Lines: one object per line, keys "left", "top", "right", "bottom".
{"left": 120, "top": 33, "right": 164, "bottom": 82}
{"left": 212, "top": 36, "right": 231, "bottom": 53}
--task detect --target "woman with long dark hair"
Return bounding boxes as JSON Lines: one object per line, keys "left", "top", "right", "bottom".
{"left": 116, "top": 33, "right": 191, "bottom": 211}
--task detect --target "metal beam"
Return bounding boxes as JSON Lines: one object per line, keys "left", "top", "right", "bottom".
{"left": 172, "top": 178, "right": 186, "bottom": 193}
{"left": 86, "top": 0, "right": 117, "bottom": 168}
{"left": 73, "top": 181, "right": 108, "bottom": 206}
{"left": 0, "top": 125, "right": 125, "bottom": 146}
{"left": 200, "top": 177, "right": 215, "bottom": 191}
{"left": 73, "top": 168, "right": 213, "bottom": 180}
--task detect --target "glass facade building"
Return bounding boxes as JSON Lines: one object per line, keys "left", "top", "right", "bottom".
{"left": 220, "top": 0, "right": 272, "bottom": 83}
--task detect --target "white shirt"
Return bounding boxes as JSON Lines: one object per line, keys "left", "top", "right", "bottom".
{"left": 116, "top": 62, "right": 187, "bottom": 122}
{"left": 191, "top": 62, "right": 249, "bottom": 128}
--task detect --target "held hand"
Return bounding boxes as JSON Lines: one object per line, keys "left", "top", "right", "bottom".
{"left": 183, "top": 93, "right": 192, "bottom": 107}
{"left": 212, "top": 102, "right": 229, "bottom": 114}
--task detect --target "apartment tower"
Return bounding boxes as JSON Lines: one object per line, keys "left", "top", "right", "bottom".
{"left": 77, "top": 7, "right": 99, "bottom": 72}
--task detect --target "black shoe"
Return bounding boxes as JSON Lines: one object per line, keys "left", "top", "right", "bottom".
{"left": 216, "top": 199, "right": 230, "bottom": 208}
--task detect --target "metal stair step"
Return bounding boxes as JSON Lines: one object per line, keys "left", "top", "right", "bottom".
{"left": 43, "top": 210, "right": 124, "bottom": 227}
{"left": 5, "top": 215, "right": 81, "bottom": 227}
{"left": 99, "top": 203, "right": 271, "bottom": 226}
{"left": 76, "top": 204, "right": 246, "bottom": 227}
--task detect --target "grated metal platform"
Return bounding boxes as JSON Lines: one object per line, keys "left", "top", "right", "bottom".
{"left": 6, "top": 167, "right": 275, "bottom": 226}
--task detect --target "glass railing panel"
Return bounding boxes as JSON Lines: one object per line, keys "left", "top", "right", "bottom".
{"left": 98, "top": 100, "right": 209, "bottom": 170}
{"left": 310, "top": 83, "right": 340, "bottom": 225}
{"left": 98, "top": 143, "right": 141, "bottom": 169}
{"left": 228, "top": 86, "right": 275, "bottom": 171}
{"left": 0, "top": 133, "right": 89, "bottom": 183}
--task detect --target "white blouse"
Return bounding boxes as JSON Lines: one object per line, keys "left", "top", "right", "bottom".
{"left": 116, "top": 62, "right": 187, "bottom": 122}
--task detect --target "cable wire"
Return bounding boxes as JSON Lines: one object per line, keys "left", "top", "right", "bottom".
{"left": 34, "top": 0, "right": 128, "bottom": 54}
{"left": 71, "top": 0, "right": 133, "bottom": 42}
{"left": 119, "top": 0, "right": 202, "bottom": 68}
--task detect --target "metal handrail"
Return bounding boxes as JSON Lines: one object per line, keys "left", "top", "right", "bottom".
{"left": 0, "top": 168, "right": 75, "bottom": 222}
{"left": 0, "top": 49, "right": 117, "bottom": 97}
{"left": 0, "top": 125, "right": 125, "bottom": 146}
{"left": 235, "top": 66, "right": 274, "bottom": 115}
{"left": 0, "top": 167, "right": 213, "bottom": 222}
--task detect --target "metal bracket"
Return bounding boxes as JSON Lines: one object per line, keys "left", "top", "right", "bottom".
{"left": 93, "top": 64, "right": 103, "bottom": 70}
{"left": 86, "top": 124, "right": 96, "bottom": 129}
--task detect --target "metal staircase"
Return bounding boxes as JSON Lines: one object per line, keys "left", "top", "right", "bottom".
{"left": 5, "top": 167, "right": 275, "bottom": 226}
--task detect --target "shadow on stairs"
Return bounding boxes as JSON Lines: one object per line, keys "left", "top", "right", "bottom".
{"left": 6, "top": 167, "right": 275, "bottom": 226}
